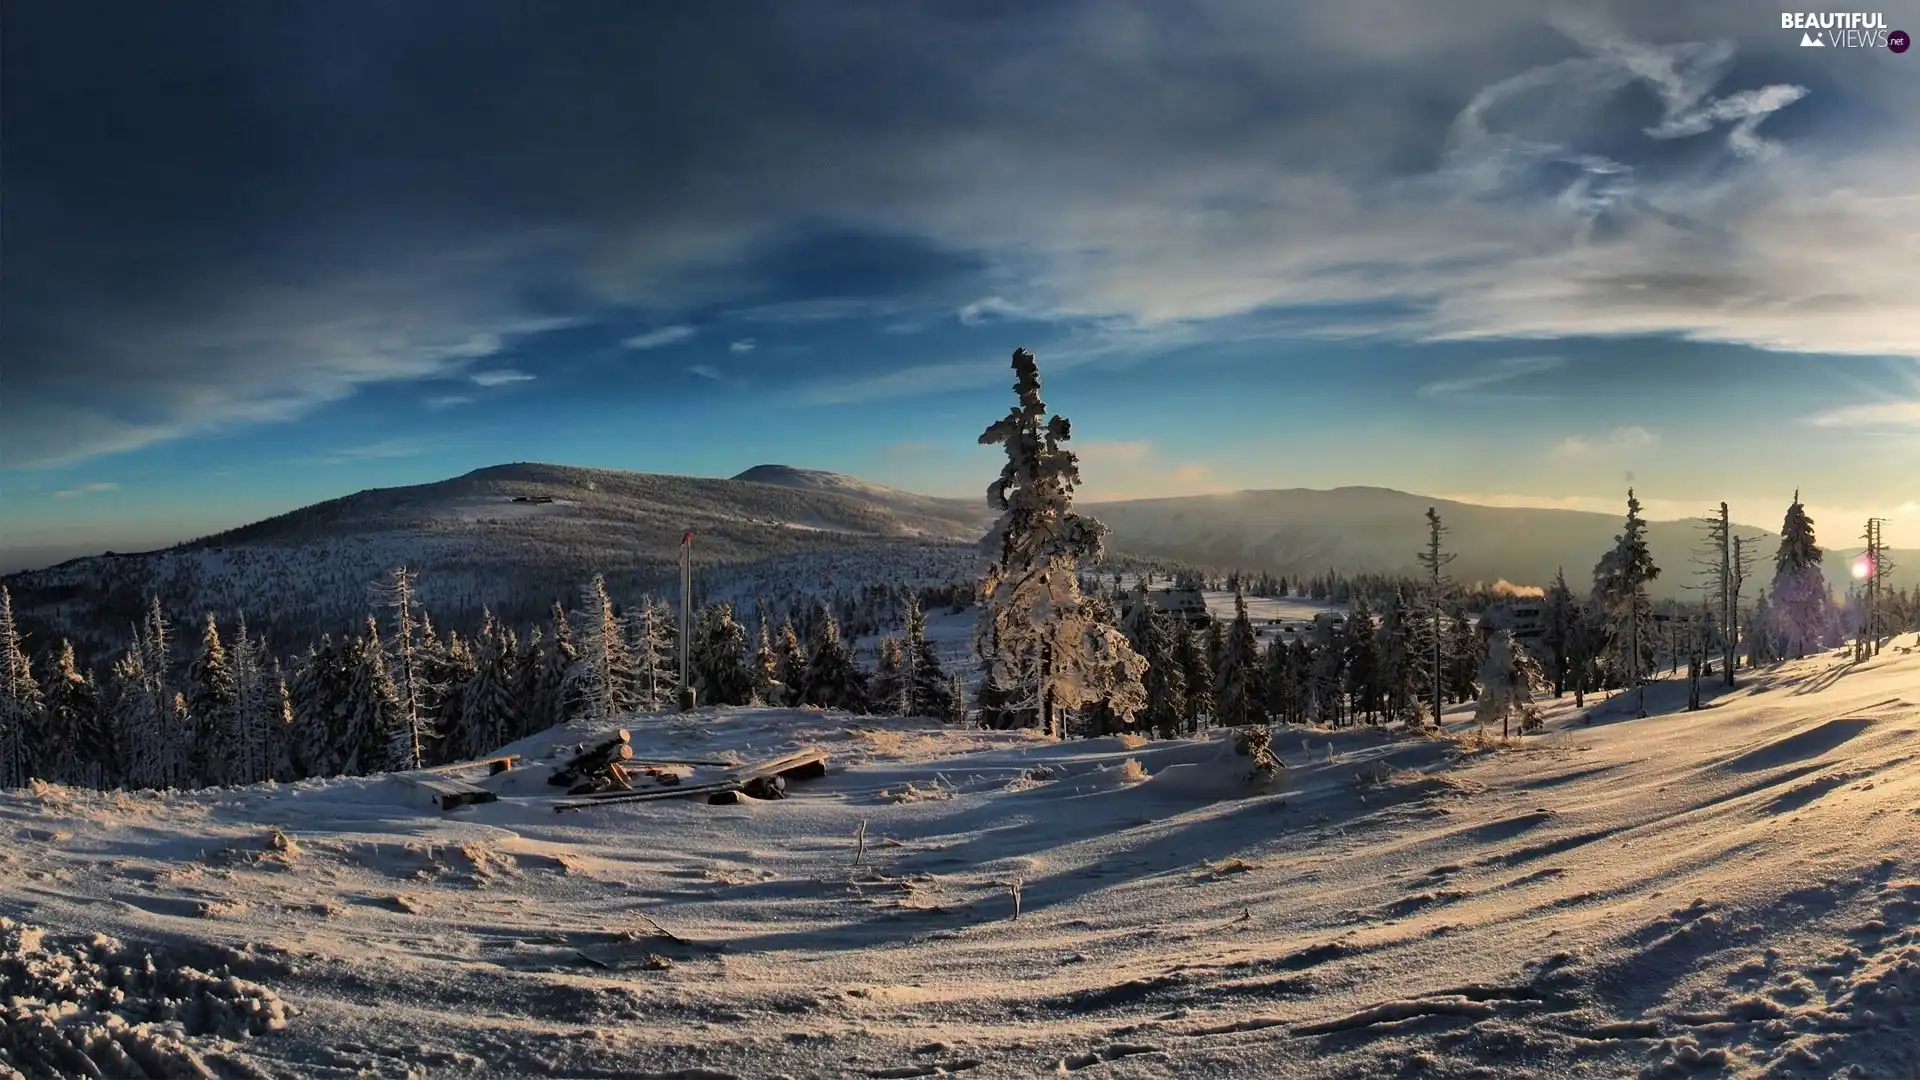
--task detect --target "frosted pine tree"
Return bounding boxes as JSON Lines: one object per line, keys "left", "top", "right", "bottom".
{"left": 187, "top": 614, "right": 237, "bottom": 785}
{"left": 225, "top": 617, "right": 267, "bottom": 785}
{"left": 565, "top": 575, "right": 636, "bottom": 723}
{"left": 1173, "top": 621, "right": 1214, "bottom": 733}
{"left": 870, "top": 637, "right": 907, "bottom": 715}
{"left": 1473, "top": 627, "right": 1543, "bottom": 739}
{"left": 974, "top": 348, "right": 1146, "bottom": 738}
{"left": 1592, "top": 489, "right": 1661, "bottom": 717}
{"left": 750, "top": 618, "right": 779, "bottom": 705}
{"left": 457, "top": 612, "right": 522, "bottom": 760}
{"left": 1140, "top": 607, "right": 1187, "bottom": 739}
{"left": 0, "top": 587, "right": 43, "bottom": 788}
{"left": 1747, "top": 590, "right": 1777, "bottom": 665}
{"left": 1309, "top": 614, "right": 1345, "bottom": 726}
{"left": 691, "top": 602, "right": 754, "bottom": 707}
{"left": 1213, "top": 589, "right": 1265, "bottom": 728}
{"left": 1375, "top": 591, "right": 1419, "bottom": 725}
{"left": 627, "top": 601, "right": 675, "bottom": 712}
{"left": 375, "top": 567, "right": 436, "bottom": 770}
{"left": 1542, "top": 569, "right": 1574, "bottom": 697}
{"left": 1344, "top": 597, "right": 1380, "bottom": 723}
{"left": 536, "top": 602, "right": 579, "bottom": 728}
{"left": 903, "top": 596, "right": 953, "bottom": 718}
{"left": 1770, "top": 492, "right": 1830, "bottom": 658}
{"left": 800, "top": 605, "right": 868, "bottom": 712}
{"left": 773, "top": 615, "right": 806, "bottom": 707}
{"left": 345, "top": 619, "right": 410, "bottom": 773}
{"left": 44, "top": 640, "right": 105, "bottom": 787}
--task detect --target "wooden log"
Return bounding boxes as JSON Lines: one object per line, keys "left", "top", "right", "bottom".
{"left": 554, "top": 780, "right": 743, "bottom": 812}
{"left": 549, "top": 738, "right": 636, "bottom": 787}
{"left": 422, "top": 754, "right": 520, "bottom": 776}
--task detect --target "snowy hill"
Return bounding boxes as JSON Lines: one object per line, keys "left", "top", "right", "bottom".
{"left": 1086, "top": 486, "right": 1909, "bottom": 599}
{"left": 2, "top": 462, "right": 993, "bottom": 659}
{"left": 731, "top": 463, "right": 991, "bottom": 533}
{"left": 3, "top": 640, "right": 1917, "bottom": 1077}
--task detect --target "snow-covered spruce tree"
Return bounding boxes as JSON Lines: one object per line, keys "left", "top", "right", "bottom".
{"left": 1543, "top": 569, "right": 1574, "bottom": 697}
{"left": 262, "top": 654, "right": 297, "bottom": 782}
{"left": 1747, "top": 589, "right": 1777, "bottom": 665}
{"left": 457, "top": 612, "right": 521, "bottom": 760}
{"left": 1174, "top": 620, "right": 1214, "bottom": 734}
{"left": 1375, "top": 591, "right": 1421, "bottom": 725}
{"left": 44, "top": 640, "right": 106, "bottom": 788}
{"left": 287, "top": 637, "right": 349, "bottom": 779}
{"left": 0, "top": 587, "right": 43, "bottom": 788}
{"left": 973, "top": 348, "right": 1146, "bottom": 739}
{"left": 187, "top": 614, "right": 237, "bottom": 786}
{"left": 1770, "top": 492, "right": 1830, "bottom": 658}
{"left": 1213, "top": 589, "right": 1266, "bottom": 728}
{"left": 564, "top": 575, "right": 636, "bottom": 724}
{"left": 751, "top": 618, "right": 779, "bottom": 705}
{"left": 902, "top": 596, "right": 953, "bottom": 719}
{"left": 1344, "top": 597, "right": 1380, "bottom": 724}
{"left": 347, "top": 618, "right": 411, "bottom": 774}
{"left": 627, "top": 600, "right": 675, "bottom": 712}
{"left": 536, "top": 602, "right": 579, "bottom": 729}
{"left": 870, "top": 637, "right": 907, "bottom": 716}
{"left": 1309, "top": 614, "right": 1345, "bottom": 726}
{"left": 1120, "top": 581, "right": 1153, "bottom": 652}
{"left": 691, "top": 602, "right": 754, "bottom": 707}
{"left": 1443, "top": 610, "right": 1482, "bottom": 706}
{"left": 1592, "top": 489, "right": 1661, "bottom": 717}
{"left": 132, "top": 597, "right": 182, "bottom": 788}
{"left": 1473, "top": 627, "right": 1543, "bottom": 739}
{"left": 944, "top": 673, "right": 969, "bottom": 725}
{"left": 800, "top": 604, "right": 868, "bottom": 712}
{"left": 1140, "top": 606, "right": 1188, "bottom": 739}
{"left": 771, "top": 615, "right": 806, "bottom": 707}
{"left": 375, "top": 567, "right": 436, "bottom": 770}
{"left": 428, "top": 630, "right": 477, "bottom": 763}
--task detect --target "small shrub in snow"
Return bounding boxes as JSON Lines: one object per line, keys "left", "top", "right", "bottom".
{"left": 1119, "top": 757, "right": 1148, "bottom": 782}
{"left": 1116, "top": 732, "right": 1147, "bottom": 750}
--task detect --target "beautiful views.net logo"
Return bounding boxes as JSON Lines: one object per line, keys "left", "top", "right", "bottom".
{"left": 1781, "top": 11, "right": 1909, "bottom": 50}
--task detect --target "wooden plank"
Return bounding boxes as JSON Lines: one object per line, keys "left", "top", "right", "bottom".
{"left": 401, "top": 773, "right": 499, "bottom": 811}
{"left": 553, "top": 780, "right": 742, "bottom": 812}
{"left": 735, "top": 749, "right": 829, "bottom": 782}
{"left": 421, "top": 754, "right": 520, "bottom": 776}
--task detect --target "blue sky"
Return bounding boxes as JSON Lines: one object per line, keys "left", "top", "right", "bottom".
{"left": 3, "top": 1, "right": 1917, "bottom": 571}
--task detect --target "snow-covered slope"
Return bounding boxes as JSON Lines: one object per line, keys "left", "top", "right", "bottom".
{"left": 5, "top": 639, "right": 1917, "bottom": 1078}
{"left": 2, "top": 462, "right": 994, "bottom": 659}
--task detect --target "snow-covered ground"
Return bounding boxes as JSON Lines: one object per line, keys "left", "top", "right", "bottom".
{"left": 4, "top": 640, "right": 1919, "bottom": 1079}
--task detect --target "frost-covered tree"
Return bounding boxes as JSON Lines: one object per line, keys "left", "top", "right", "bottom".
{"left": 0, "top": 587, "right": 43, "bottom": 788}
{"left": 1747, "top": 589, "right": 1777, "bottom": 665}
{"left": 1473, "top": 627, "right": 1543, "bottom": 739}
{"left": 1140, "top": 607, "right": 1188, "bottom": 739}
{"left": 870, "top": 637, "right": 907, "bottom": 716}
{"left": 1214, "top": 589, "right": 1265, "bottom": 728}
{"left": 1343, "top": 598, "right": 1380, "bottom": 724}
{"left": 1415, "top": 508, "right": 1457, "bottom": 727}
{"left": 1308, "top": 615, "right": 1346, "bottom": 726}
{"left": 187, "top": 614, "right": 237, "bottom": 786}
{"left": 1444, "top": 611, "right": 1482, "bottom": 705}
{"left": 347, "top": 619, "right": 412, "bottom": 774}
{"left": 457, "top": 612, "right": 522, "bottom": 759}
{"left": 375, "top": 567, "right": 437, "bottom": 770}
{"left": 973, "top": 348, "right": 1146, "bottom": 738}
{"left": 535, "top": 602, "right": 579, "bottom": 728}
{"left": 771, "top": 615, "right": 806, "bottom": 707}
{"left": 1174, "top": 620, "right": 1214, "bottom": 733}
{"left": 1374, "top": 590, "right": 1422, "bottom": 725}
{"left": 1770, "top": 492, "right": 1831, "bottom": 659}
{"left": 43, "top": 640, "right": 106, "bottom": 788}
{"left": 902, "top": 596, "right": 953, "bottom": 719}
{"left": 628, "top": 600, "right": 676, "bottom": 712}
{"left": 565, "top": 575, "right": 636, "bottom": 723}
{"left": 691, "top": 602, "right": 754, "bottom": 707}
{"left": 751, "top": 618, "right": 779, "bottom": 706}
{"left": 1542, "top": 569, "right": 1574, "bottom": 697}
{"left": 800, "top": 605, "right": 867, "bottom": 712}
{"left": 1593, "top": 489, "right": 1661, "bottom": 717}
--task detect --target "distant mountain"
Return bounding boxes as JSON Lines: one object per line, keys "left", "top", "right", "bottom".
{"left": 3, "top": 463, "right": 994, "bottom": 662}
{"left": 1084, "top": 486, "right": 1909, "bottom": 600}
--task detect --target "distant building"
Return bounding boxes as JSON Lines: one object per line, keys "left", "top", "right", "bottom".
{"left": 1485, "top": 597, "right": 1547, "bottom": 641}
{"left": 1123, "top": 586, "right": 1211, "bottom": 627}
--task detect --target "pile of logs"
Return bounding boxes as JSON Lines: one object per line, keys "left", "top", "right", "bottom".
{"left": 549, "top": 730, "right": 644, "bottom": 795}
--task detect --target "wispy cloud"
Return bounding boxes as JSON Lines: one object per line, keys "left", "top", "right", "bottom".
{"left": 469, "top": 369, "right": 534, "bottom": 387}
{"left": 426, "top": 394, "right": 475, "bottom": 410}
{"left": 51, "top": 481, "right": 118, "bottom": 499}
{"left": 622, "top": 325, "right": 696, "bottom": 350}
{"left": 1417, "top": 356, "right": 1565, "bottom": 398}
{"left": 1805, "top": 401, "right": 1920, "bottom": 428}
{"left": 687, "top": 364, "right": 722, "bottom": 380}
{"left": 1899, "top": 501, "right": 1919, "bottom": 515}
{"left": 1554, "top": 426, "right": 1660, "bottom": 458}
{"left": 317, "top": 438, "right": 433, "bottom": 465}
{"left": 958, "top": 297, "right": 1023, "bottom": 325}
{"left": 729, "top": 338, "right": 756, "bottom": 354}
{"left": 1075, "top": 440, "right": 1154, "bottom": 465}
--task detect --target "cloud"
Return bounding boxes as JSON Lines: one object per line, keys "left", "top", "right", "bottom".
{"left": 1899, "top": 501, "right": 1918, "bottom": 515}
{"left": 51, "top": 481, "right": 118, "bottom": 499}
{"left": 1805, "top": 401, "right": 1920, "bottom": 428}
{"left": 469, "top": 369, "right": 534, "bottom": 387}
{"left": 316, "top": 438, "right": 433, "bottom": 465}
{"left": 1070, "top": 440, "right": 1233, "bottom": 502}
{"left": 1075, "top": 440, "right": 1154, "bottom": 465}
{"left": 8, "top": 1, "right": 1917, "bottom": 465}
{"left": 1554, "top": 426, "right": 1660, "bottom": 458}
{"left": 729, "top": 339, "right": 756, "bottom": 354}
{"left": 687, "top": 364, "right": 722, "bottom": 380}
{"left": 1417, "top": 356, "right": 1565, "bottom": 398}
{"left": 958, "top": 297, "right": 1023, "bottom": 325}
{"left": 426, "top": 394, "right": 476, "bottom": 410}
{"left": 622, "top": 325, "right": 697, "bottom": 350}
